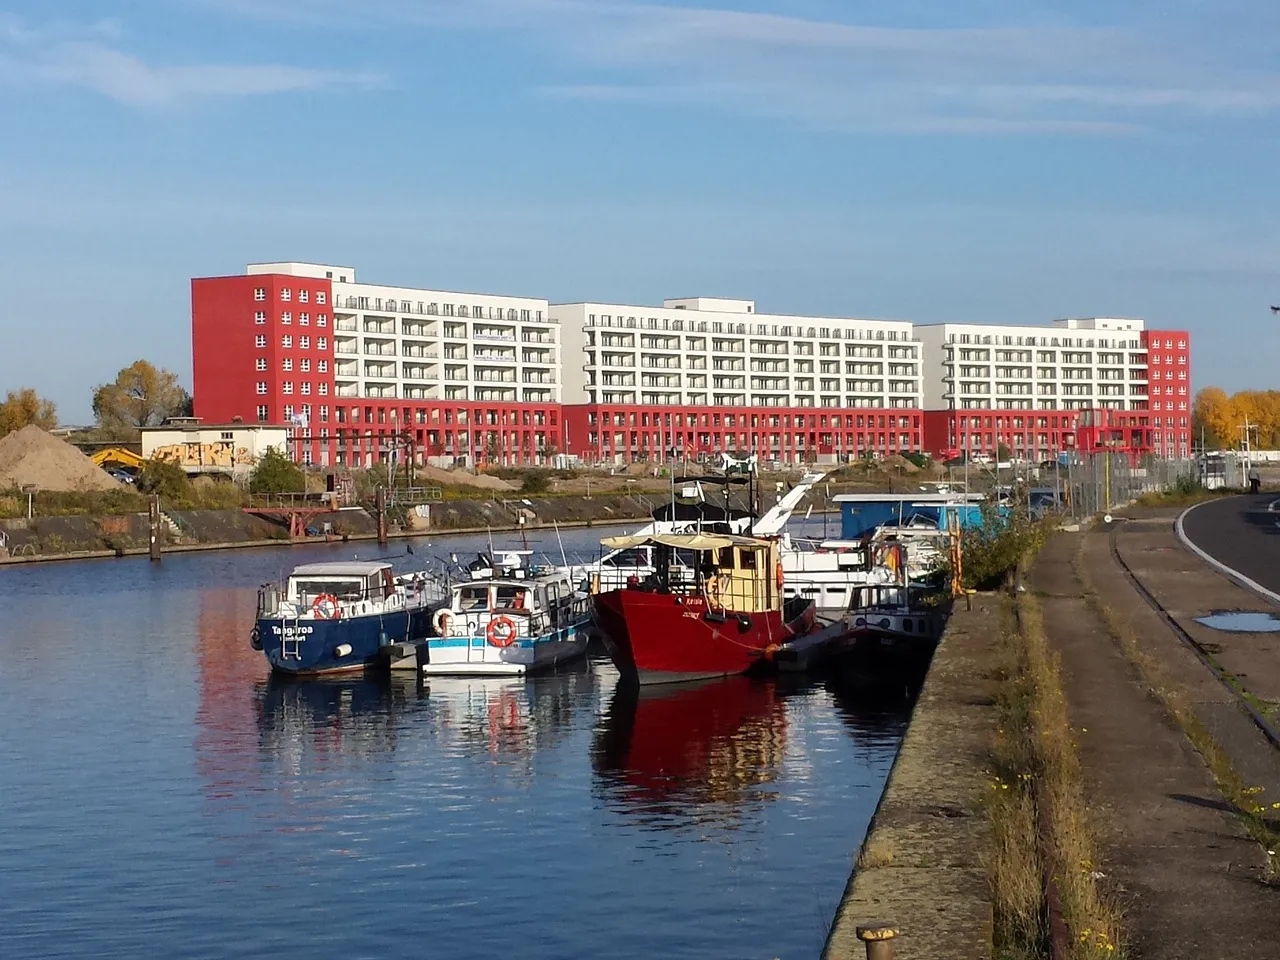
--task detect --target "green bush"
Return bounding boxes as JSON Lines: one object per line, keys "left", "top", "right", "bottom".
{"left": 520, "top": 472, "right": 551, "bottom": 494}
{"left": 136, "top": 459, "right": 196, "bottom": 505}
{"left": 249, "top": 449, "right": 305, "bottom": 494}
{"left": 948, "top": 503, "right": 1050, "bottom": 591}
{"left": 902, "top": 451, "right": 931, "bottom": 469}
{"left": 0, "top": 487, "right": 149, "bottom": 518}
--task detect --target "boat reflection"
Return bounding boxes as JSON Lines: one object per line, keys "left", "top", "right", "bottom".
{"left": 593, "top": 675, "right": 791, "bottom": 823}
{"left": 419, "top": 657, "right": 598, "bottom": 767}
{"left": 254, "top": 657, "right": 600, "bottom": 769}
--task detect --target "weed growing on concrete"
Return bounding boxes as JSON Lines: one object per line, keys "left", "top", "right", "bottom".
{"left": 1072, "top": 541, "right": 1280, "bottom": 884}
{"left": 990, "top": 593, "right": 1126, "bottom": 959}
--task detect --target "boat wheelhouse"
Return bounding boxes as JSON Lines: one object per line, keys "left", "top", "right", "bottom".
{"left": 591, "top": 532, "right": 818, "bottom": 684}
{"left": 423, "top": 556, "right": 592, "bottom": 676}
{"left": 254, "top": 561, "right": 445, "bottom": 676}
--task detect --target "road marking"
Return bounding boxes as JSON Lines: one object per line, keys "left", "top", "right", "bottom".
{"left": 1176, "top": 500, "right": 1280, "bottom": 606}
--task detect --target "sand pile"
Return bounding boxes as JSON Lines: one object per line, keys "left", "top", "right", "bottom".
{"left": 414, "top": 463, "right": 515, "bottom": 491}
{"left": 0, "top": 425, "right": 119, "bottom": 492}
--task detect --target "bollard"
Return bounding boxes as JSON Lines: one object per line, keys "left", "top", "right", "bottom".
{"left": 855, "top": 922, "right": 898, "bottom": 960}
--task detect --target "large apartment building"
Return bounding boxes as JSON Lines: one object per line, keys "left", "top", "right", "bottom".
{"left": 553, "top": 298, "right": 924, "bottom": 462}
{"left": 192, "top": 263, "right": 563, "bottom": 467}
{"left": 191, "top": 261, "right": 1192, "bottom": 467}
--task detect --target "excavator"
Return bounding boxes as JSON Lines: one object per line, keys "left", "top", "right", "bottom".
{"left": 90, "top": 447, "right": 145, "bottom": 477}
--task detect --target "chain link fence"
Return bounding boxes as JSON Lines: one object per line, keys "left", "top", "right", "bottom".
{"left": 1052, "top": 453, "right": 1242, "bottom": 521}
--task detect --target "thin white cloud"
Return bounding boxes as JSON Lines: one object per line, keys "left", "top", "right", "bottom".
{"left": 199, "top": 0, "right": 1280, "bottom": 134}
{"left": 0, "top": 15, "right": 383, "bottom": 106}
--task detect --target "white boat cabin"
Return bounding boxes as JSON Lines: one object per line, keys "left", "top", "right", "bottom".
{"left": 266, "top": 562, "right": 434, "bottom": 620}
{"left": 436, "top": 571, "right": 588, "bottom": 641}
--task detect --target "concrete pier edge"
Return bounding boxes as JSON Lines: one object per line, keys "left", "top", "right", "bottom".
{"left": 823, "top": 594, "right": 1000, "bottom": 960}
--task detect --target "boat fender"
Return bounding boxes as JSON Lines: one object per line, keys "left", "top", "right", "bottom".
{"left": 487, "top": 615, "right": 517, "bottom": 648}
{"left": 312, "top": 593, "right": 342, "bottom": 620}
{"left": 763, "top": 643, "right": 780, "bottom": 661}
{"left": 737, "top": 616, "right": 752, "bottom": 633}
{"left": 334, "top": 643, "right": 353, "bottom": 658}
{"left": 775, "top": 561, "right": 784, "bottom": 590}
{"left": 249, "top": 626, "right": 262, "bottom": 651}
{"left": 432, "top": 608, "right": 452, "bottom": 636}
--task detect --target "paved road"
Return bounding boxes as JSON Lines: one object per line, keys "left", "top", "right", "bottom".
{"left": 1179, "top": 493, "right": 1280, "bottom": 596}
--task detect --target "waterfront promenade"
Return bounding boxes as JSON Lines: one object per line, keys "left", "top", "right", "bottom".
{"left": 827, "top": 498, "right": 1280, "bottom": 959}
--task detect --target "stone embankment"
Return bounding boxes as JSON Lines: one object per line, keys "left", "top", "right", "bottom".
{"left": 0, "top": 493, "right": 657, "bottom": 563}
{"left": 824, "top": 595, "right": 1001, "bottom": 960}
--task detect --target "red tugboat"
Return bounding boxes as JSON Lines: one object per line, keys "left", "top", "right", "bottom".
{"left": 591, "top": 532, "right": 817, "bottom": 684}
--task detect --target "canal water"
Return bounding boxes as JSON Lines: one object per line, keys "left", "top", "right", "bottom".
{"left": 0, "top": 524, "right": 916, "bottom": 960}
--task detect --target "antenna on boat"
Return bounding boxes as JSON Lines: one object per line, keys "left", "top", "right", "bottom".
{"left": 553, "top": 518, "right": 569, "bottom": 570}
{"left": 486, "top": 524, "right": 496, "bottom": 566}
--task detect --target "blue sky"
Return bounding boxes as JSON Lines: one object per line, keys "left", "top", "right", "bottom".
{"left": 2, "top": 0, "right": 1279, "bottom": 421}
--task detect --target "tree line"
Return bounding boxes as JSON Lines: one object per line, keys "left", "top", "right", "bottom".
{"left": 0, "top": 360, "right": 190, "bottom": 441}
{"left": 1192, "top": 387, "right": 1280, "bottom": 450}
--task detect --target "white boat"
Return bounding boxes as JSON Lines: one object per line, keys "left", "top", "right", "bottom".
{"left": 419, "top": 552, "right": 593, "bottom": 676}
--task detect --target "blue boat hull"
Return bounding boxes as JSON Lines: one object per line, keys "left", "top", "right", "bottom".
{"left": 257, "top": 609, "right": 436, "bottom": 676}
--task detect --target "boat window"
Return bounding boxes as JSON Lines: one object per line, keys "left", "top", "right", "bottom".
{"left": 715, "top": 547, "right": 734, "bottom": 568}
{"left": 603, "top": 548, "right": 649, "bottom": 568}
{"left": 459, "top": 585, "right": 490, "bottom": 610}
{"left": 293, "top": 579, "right": 365, "bottom": 602}
{"left": 495, "top": 585, "right": 524, "bottom": 608}
{"left": 738, "top": 548, "right": 758, "bottom": 570}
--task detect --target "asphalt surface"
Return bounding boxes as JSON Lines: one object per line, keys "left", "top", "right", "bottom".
{"left": 1178, "top": 494, "right": 1280, "bottom": 597}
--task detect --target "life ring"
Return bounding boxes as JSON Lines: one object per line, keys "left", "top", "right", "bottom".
{"left": 486, "top": 615, "right": 518, "bottom": 648}
{"left": 706, "top": 574, "right": 722, "bottom": 607}
{"left": 312, "top": 593, "right": 341, "bottom": 620}
{"left": 432, "top": 608, "right": 452, "bottom": 635}
{"left": 775, "top": 560, "right": 785, "bottom": 591}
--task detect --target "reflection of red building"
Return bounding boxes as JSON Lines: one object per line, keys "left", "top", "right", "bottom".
{"left": 595, "top": 677, "right": 788, "bottom": 810}
{"left": 194, "top": 588, "right": 267, "bottom": 799}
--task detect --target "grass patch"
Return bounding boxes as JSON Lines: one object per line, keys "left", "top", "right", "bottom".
{"left": 1072, "top": 541, "right": 1280, "bottom": 883}
{"left": 990, "top": 591, "right": 1125, "bottom": 959}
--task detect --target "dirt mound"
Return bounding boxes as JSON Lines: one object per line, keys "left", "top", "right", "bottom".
{"left": 0, "top": 425, "right": 119, "bottom": 492}
{"left": 414, "top": 463, "right": 515, "bottom": 491}
{"left": 882, "top": 454, "right": 920, "bottom": 474}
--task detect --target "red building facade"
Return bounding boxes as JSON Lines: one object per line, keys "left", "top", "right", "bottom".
{"left": 562, "top": 403, "right": 922, "bottom": 464}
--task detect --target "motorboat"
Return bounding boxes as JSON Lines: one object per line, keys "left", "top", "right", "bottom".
{"left": 253, "top": 561, "right": 447, "bottom": 676}
{"left": 420, "top": 551, "right": 592, "bottom": 676}
{"left": 591, "top": 532, "right": 818, "bottom": 684}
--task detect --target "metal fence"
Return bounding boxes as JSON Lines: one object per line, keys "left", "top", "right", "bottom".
{"left": 1056, "top": 453, "right": 1240, "bottom": 521}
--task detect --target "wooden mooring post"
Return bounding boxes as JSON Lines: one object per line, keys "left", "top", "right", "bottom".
{"left": 148, "top": 495, "right": 162, "bottom": 563}
{"left": 376, "top": 486, "right": 388, "bottom": 547}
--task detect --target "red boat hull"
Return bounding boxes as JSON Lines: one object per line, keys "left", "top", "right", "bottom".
{"left": 592, "top": 589, "right": 816, "bottom": 684}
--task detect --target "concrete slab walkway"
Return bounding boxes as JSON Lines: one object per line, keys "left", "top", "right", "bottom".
{"left": 1030, "top": 531, "right": 1277, "bottom": 960}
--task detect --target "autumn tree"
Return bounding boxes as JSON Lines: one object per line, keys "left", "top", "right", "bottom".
{"left": 0, "top": 388, "right": 58, "bottom": 438}
{"left": 1192, "top": 387, "right": 1280, "bottom": 449}
{"left": 92, "top": 361, "right": 189, "bottom": 440}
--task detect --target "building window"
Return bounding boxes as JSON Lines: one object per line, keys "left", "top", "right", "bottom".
{"left": 256, "top": 405, "right": 269, "bottom": 422}
{"left": 281, "top": 312, "right": 292, "bottom": 324}
{"left": 255, "top": 335, "right": 267, "bottom": 348}
{"left": 319, "top": 383, "right": 329, "bottom": 396}
{"left": 299, "top": 290, "right": 309, "bottom": 303}
{"left": 317, "top": 337, "right": 327, "bottom": 350}
{"left": 300, "top": 336, "right": 310, "bottom": 349}
{"left": 255, "top": 358, "right": 267, "bottom": 371}
{"left": 320, "top": 406, "right": 329, "bottom": 421}
{"left": 317, "top": 291, "right": 327, "bottom": 305}
{"left": 282, "top": 335, "right": 292, "bottom": 348}
{"left": 301, "top": 382, "right": 312, "bottom": 395}
{"left": 281, "top": 288, "right": 292, "bottom": 301}
{"left": 301, "top": 358, "right": 311, "bottom": 372}
{"left": 317, "top": 314, "right": 327, "bottom": 327}
{"left": 253, "top": 287, "right": 266, "bottom": 301}
{"left": 283, "top": 404, "right": 294, "bottom": 419}
{"left": 300, "top": 313, "right": 310, "bottom": 326}
{"left": 283, "top": 382, "right": 294, "bottom": 395}
{"left": 318, "top": 360, "right": 329, "bottom": 373}
{"left": 256, "top": 381, "right": 268, "bottom": 395}
{"left": 254, "top": 311, "right": 266, "bottom": 324}
{"left": 283, "top": 358, "right": 293, "bottom": 371}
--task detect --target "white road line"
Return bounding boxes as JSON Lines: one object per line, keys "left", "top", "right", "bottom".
{"left": 1176, "top": 500, "right": 1280, "bottom": 607}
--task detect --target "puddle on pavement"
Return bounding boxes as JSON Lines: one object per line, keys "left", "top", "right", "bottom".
{"left": 1195, "top": 612, "right": 1280, "bottom": 633}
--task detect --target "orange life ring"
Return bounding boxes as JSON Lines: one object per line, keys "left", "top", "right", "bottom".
{"left": 312, "top": 593, "right": 341, "bottom": 620}
{"left": 432, "top": 608, "right": 452, "bottom": 635}
{"left": 775, "top": 560, "right": 785, "bottom": 591}
{"left": 486, "top": 615, "right": 518, "bottom": 648}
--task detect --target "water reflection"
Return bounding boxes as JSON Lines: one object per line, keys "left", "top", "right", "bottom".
{"left": 593, "top": 676, "right": 791, "bottom": 823}
{"left": 254, "top": 657, "right": 601, "bottom": 770}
